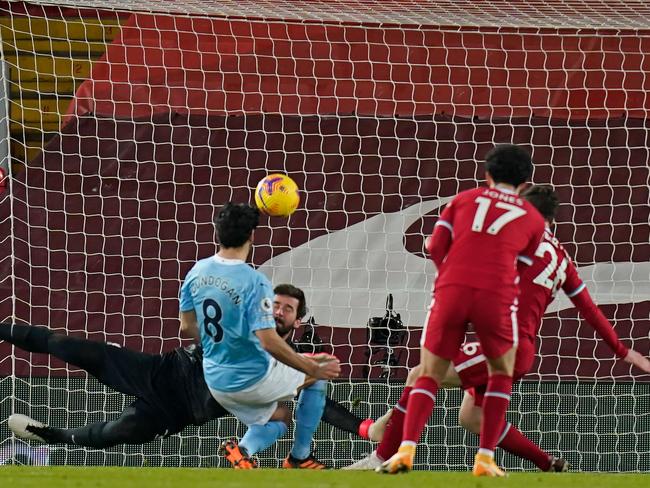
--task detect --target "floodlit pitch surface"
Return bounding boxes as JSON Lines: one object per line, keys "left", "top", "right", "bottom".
{"left": 1, "top": 467, "right": 648, "bottom": 488}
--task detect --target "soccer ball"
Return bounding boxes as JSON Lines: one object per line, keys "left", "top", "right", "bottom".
{"left": 254, "top": 173, "right": 300, "bottom": 217}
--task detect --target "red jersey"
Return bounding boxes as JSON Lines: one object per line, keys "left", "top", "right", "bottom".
{"left": 517, "top": 227, "right": 628, "bottom": 358}
{"left": 428, "top": 186, "right": 545, "bottom": 295}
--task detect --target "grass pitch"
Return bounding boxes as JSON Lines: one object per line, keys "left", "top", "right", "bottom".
{"left": 1, "top": 467, "right": 648, "bottom": 488}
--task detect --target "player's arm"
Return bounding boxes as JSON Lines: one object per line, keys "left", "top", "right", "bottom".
{"left": 517, "top": 218, "right": 545, "bottom": 273}
{"left": 179, "top": 269, "right": 199, "bottom": 342}
{"left": 256, "top": 328, "right": 340, "bottom": 380}
{"left": 426, "top": 201, "right": 455, "bottom": 267}
{"left": 180, "top": 310, "right": 200, "bottom": 342}
{"left": 564, "top": 262, "right": 650, "bottom": 373}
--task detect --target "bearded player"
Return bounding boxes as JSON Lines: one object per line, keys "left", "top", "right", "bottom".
{"left": 5, "top": 285, "right": 384, "bottom": 459}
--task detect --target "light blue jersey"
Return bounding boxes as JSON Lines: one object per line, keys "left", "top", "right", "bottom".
{"left": 179, "top": 255, "right": 275, "bottom": 392}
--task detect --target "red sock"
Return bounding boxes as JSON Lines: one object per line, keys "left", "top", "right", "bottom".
{"left": 498, "top": 423, "right": 552, "bottom": 471}
{"left": 358, "top": 419, "right": 373, "bottom": 439}
{"left": 402, "top": 376, "right": 439, "bottom": 444}
{"left": 376, "top": 386, "right": 412, "bottom": 460}
{"left": 479, "top": 373, "right": 513, "bottom": 452}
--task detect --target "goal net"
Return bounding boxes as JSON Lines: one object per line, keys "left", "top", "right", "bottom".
{"left": 0, "top": 0, "right": 648, "bottom": 471}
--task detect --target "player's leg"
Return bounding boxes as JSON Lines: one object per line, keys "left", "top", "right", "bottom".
{"left": 349, "top": 341, "right": 488, "bottom": 471}
{"left": 0, "top": 322, "right": 119, "bottom": 372}
{"left": 344, "top": 364, "right": 421, "bottom": 470}
{"left": 470, "top": 291, "right": 519, "bottom": 477}
{"left": 219, "top": 404, "right": 290, "bottom": 469}
{"left": 281, "top": 379, "right": 328, "bottom": 469}
{"left": 439, "top": 340, "right": 564, "bottom": 473}
{"left": 221, "top": 404, "right": 290, "bottom": 469}
{"left": 0, "top": 323, "right": 158, "bottom": 397}
{"left": 352, "top": 339, "right": 487, "bottom": 470}
{"left": 230, "top": 366, "right": 343, "bottom": 469}
{"left": 321, "top": 397, "right": 380, "bottom": 440}
{"left": 221, "top": 405, "right": 290, "bottom": 469}
{"left": 9, "top": 404, "right": 164, "bottom": 448}
{"left": 374, "top": 364, "right": 420, "bottom": 463}
{"left": 284, "top": 354, "right": 350, "bottom": 469}
{"left": 378, "top": 350, "right": 451, "bottom": 474}
{"left": 482, "top": 339, "right": 570, "bottom": 472}
{"left": 458, "top": 390, "right": 568, "bottom": 472}
{"left": 378, "top": 286, "right": 469, "bottom": 474}
{"left": 291, "top": 383, "right": 382, "bottom": 441}
{"left": 458, "top": 388, "right": 483, "bottom": 432}
{"left": 211, "top": 359, "right": 304, "bottom": 469}
{"left": 349, "top": 361, "right": 462, "bottom": 470}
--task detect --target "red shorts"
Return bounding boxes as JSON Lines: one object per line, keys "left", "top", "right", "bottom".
{"left": 422, "top": 285, "right": 519, "bottom": 360}
{"left": 454, "top": 339, "right": 536, "bottom": 406}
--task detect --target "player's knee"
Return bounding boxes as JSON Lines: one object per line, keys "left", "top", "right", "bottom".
{"left": 280, "top": 409, "right": 292, "bottom": 427}
{"left": 78, "top": 422, "right": 134, "bottom": 448}
{"left": 486, "top": 347, "right": 517, "bottom": 376}
{"left": 458, "top": 411, "right": 471, "bottom": 432}
{"left": 458, "top": 407, "right": 481, "bottom": 434}
{"left": 271, "top": 404, "right": 292, "bottom": 427}
{"left": 419, "top": 360, "right": 449, "bottom": 384}
{"left": 406, "top": 365, "right": 421, "bottom": 386}
{"left": 488, "top": 364, "right": 514, "bottom": 377}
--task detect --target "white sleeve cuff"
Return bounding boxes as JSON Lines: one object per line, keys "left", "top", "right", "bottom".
{"left": 517, "top": 255, "right": 533, "bottom": 266}
{"left": 566, "top": 283, "right": 586, "bottom": 298}
{"left": 435, "top": 220, "right": 453, "bottom": 233}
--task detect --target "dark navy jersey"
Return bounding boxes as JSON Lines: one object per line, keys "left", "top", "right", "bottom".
{"left": 149, "top": 339, "right": 298, "bottom": 433}
{"left": 153, "top": 344, "right": 228, "bottom": 430}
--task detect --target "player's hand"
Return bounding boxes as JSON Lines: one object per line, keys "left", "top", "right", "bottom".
{"left": 303, "top": 352, "right": 337, "bottom": 362}
{"left": 316, "top": 357, "right": 341, "bottom": 379}
{"left": 300, "top": 352, "right": 341, "bottom": 379}
{"left": 623, "top": 349, "right": 650, "bottom": 374}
